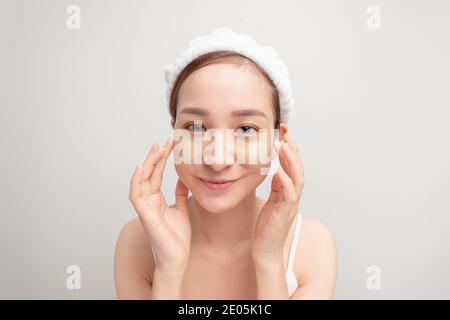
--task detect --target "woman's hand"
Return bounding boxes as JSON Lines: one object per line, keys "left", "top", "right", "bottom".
{"left": 129, "top": 138, "right": 192, "bottom": 274}
{"left": 252, "top": 132, "right": 305, "bottom": 265}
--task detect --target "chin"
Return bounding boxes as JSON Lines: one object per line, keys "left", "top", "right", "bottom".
{"left": 188, "top": 177, "right": 246, "bottom": 214}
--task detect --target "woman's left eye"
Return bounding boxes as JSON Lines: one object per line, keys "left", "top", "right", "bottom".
{"left": 235, "top": 126, "right": 258, "bottom": 135}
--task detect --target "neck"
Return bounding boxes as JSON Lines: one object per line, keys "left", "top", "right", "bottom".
{"left": 189, "top": 194, "right": 263, "bottom": 248}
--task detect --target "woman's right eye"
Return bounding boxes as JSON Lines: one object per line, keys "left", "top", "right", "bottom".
{"left": 185, "top": 122, "right": 206, "bottom": 133}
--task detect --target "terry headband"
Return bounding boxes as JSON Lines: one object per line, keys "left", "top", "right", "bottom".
{"left": 164, "top": 27, "right": 294, "bottom": 124}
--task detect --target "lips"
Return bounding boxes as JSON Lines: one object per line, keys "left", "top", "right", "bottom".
{"left": 199, "top": 177, "right": 238, "bottom": 191}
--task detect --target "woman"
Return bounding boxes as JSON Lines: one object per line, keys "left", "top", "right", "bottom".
{"left": 114, "top": 28, "right": 337, "bottom": 299}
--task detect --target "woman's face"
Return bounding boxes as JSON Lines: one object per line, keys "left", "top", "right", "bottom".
{"left": 172, "top": 62, "right": 285, "bottom": 213}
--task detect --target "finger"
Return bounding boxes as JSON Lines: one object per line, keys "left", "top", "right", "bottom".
{"left": 174, "top": 178, "right": 189, "bottom": 210}
{"left": 274, "top": 139, "right": 290, "bottom": 174}
{"left": 129, "top": 164, "right": 143, "bottom": 201}
{"left": 267, "top": 172, "right": 282, "bottom": 204}
{"left": 284, "top": 132, "right": 304, "bottom": 166}
{"left": 280, "top": 142, "right": 304, "bottom": 194}
{"left": 276, "top": 165, "right": 297, "bottom": 204}
{"left": 141, "top": 145, "right": 166, "bottom": 198}
{"left": 278, "top": 141, "right": 293, "bottom": 177}
{"left": 149, "top": 138, "right": 174, "bottom": 193}
{"left": 284, "top": 132, "right": 300, "bottom": 156}
{"left": 142, "top": 143, "right": 166, "bottom": 181}
{"left": 268, "top": 142, "right": 286, "bottom": 203}
{"left": 129, "top": 166, "right": 160, "bottom": 226}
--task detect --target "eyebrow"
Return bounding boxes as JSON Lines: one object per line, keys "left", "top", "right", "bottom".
{"left": 231, "top": 109, "right": 267, "bottom": 118}
{"left": 178, "top": 107, "right": 209, "bottom": 116}
{"left": 178, "top": 107, "right": 267, "bottom": 118}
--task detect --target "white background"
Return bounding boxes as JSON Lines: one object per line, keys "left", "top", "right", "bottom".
{"left": 0, "top": 0, "right": 449, "bottom": 299}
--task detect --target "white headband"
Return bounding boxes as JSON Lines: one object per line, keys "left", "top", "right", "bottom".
{"left": 164, "top": 27, "right": 294, "bottom": 123}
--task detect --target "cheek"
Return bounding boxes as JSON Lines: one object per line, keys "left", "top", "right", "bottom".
{"left": 175, "top": 163, "right": 211, "bottom": 195}
{"left": 174, "top": 164, "right": 195, "bottom": 186}
{"left": 236, "top": 132, "right": 274, "bottom": 165}
{"left": 173, "top": 130, "right": 275, "bottom": 165}
{"left": 173, "top": 133, "right": 215, "bottom": 164}
{"left": 235, "top": 165, "right": 267, "bottom": 194}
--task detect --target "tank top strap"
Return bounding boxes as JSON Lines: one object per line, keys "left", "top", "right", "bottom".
{"left": 287, "top": 213, "right": 303, "bottom": 272}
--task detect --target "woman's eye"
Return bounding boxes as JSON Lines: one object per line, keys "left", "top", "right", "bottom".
{"left": 235, "top": 126, "right": 258, "bottom": 135}
{"left": 185, "top": 122, "right": 206, "bottom": 132}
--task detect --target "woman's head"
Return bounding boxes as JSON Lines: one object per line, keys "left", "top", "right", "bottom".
{"left": 170, "top": 51, "right": 288, "bottom": 213}
{"left": 169, "top": 51, "right": 281, "bottom": 129}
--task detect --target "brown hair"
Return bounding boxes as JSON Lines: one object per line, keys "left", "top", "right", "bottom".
{"left": 168, "top": 50, "right": 280, "bottom": 129}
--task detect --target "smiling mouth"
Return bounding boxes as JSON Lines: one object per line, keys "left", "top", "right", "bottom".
{"left": 199, "top": 178, "right": 239, "bottom": 191}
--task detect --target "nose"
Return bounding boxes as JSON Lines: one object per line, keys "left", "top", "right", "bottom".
{"left": 202, "top": 130, "right": 235, "bottom": 171}
{"left": 207, "top": 162, "right": 232, "bottom": 172}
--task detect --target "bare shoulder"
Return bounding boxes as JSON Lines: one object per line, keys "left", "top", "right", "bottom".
{"left": 300, "top": 216, "right": 336, "bottom": 249}
{"left": 114, "top": 218, "right": 155, "bottom": 288}
{"left": 116, "top": 217, "right": 150, "bottom": 245}
{"left": 295, "top": 216, "right": 337, "bottom": 287}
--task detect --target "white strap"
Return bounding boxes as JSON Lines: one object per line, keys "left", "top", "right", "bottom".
{"left": 287, "top": 213, "right": 303, "bottom": 272}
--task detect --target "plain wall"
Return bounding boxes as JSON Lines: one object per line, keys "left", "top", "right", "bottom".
{"left": 0, "top": 0, "right": 449, "bottom": 299}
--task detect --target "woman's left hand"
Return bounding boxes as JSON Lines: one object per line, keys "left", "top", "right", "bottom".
{"left": 252, "top": 132, "right": 305, "bottom": 265}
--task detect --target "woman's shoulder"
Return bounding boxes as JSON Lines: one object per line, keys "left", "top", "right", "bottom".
{"left": 114, "top": 217, "right": 155, "bottom": 282}
{"left": 294, "top": 215, "right": 337, "bottom": 286}
{"left": 300, "top": 216, "right": 335, "bottom": 243}
{"left": 116, "top": 217, "right": 150, "bottom": 247}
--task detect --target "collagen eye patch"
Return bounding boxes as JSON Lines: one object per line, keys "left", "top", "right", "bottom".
{"left": 172, "top": 128, "right": 278, "bottom": 166}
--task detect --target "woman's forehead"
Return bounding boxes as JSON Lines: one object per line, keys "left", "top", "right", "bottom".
{"left": 177, "top": 63, "right": 274, "bottom": 118}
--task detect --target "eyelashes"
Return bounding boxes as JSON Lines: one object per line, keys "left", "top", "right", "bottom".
{"left": 235, "top": 125, "right": 258, "bottom": 135}
{"left": 184, "top": 122, "right": 206, "bottom": 133}
{"left": 183, "top": 122, "right": 260, "bottom": 136}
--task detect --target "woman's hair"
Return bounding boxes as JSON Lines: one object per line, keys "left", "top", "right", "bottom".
{"left": 168, "top": 50, "right": 281, "bottom": 129}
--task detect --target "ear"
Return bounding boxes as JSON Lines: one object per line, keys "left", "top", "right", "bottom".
{"left": 170, "top": 118, "right": 175, "bottom": 129}
{"left": 277, "top": 122, "right": 288, "bottom": 143}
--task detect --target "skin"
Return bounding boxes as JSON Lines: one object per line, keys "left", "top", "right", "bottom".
{"left": 114, "top": 62, "right": 337, "bottom": 299}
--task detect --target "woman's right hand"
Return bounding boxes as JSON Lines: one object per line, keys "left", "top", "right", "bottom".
{"left": 129, "top": 137, "right": 192, "bottom": 274}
